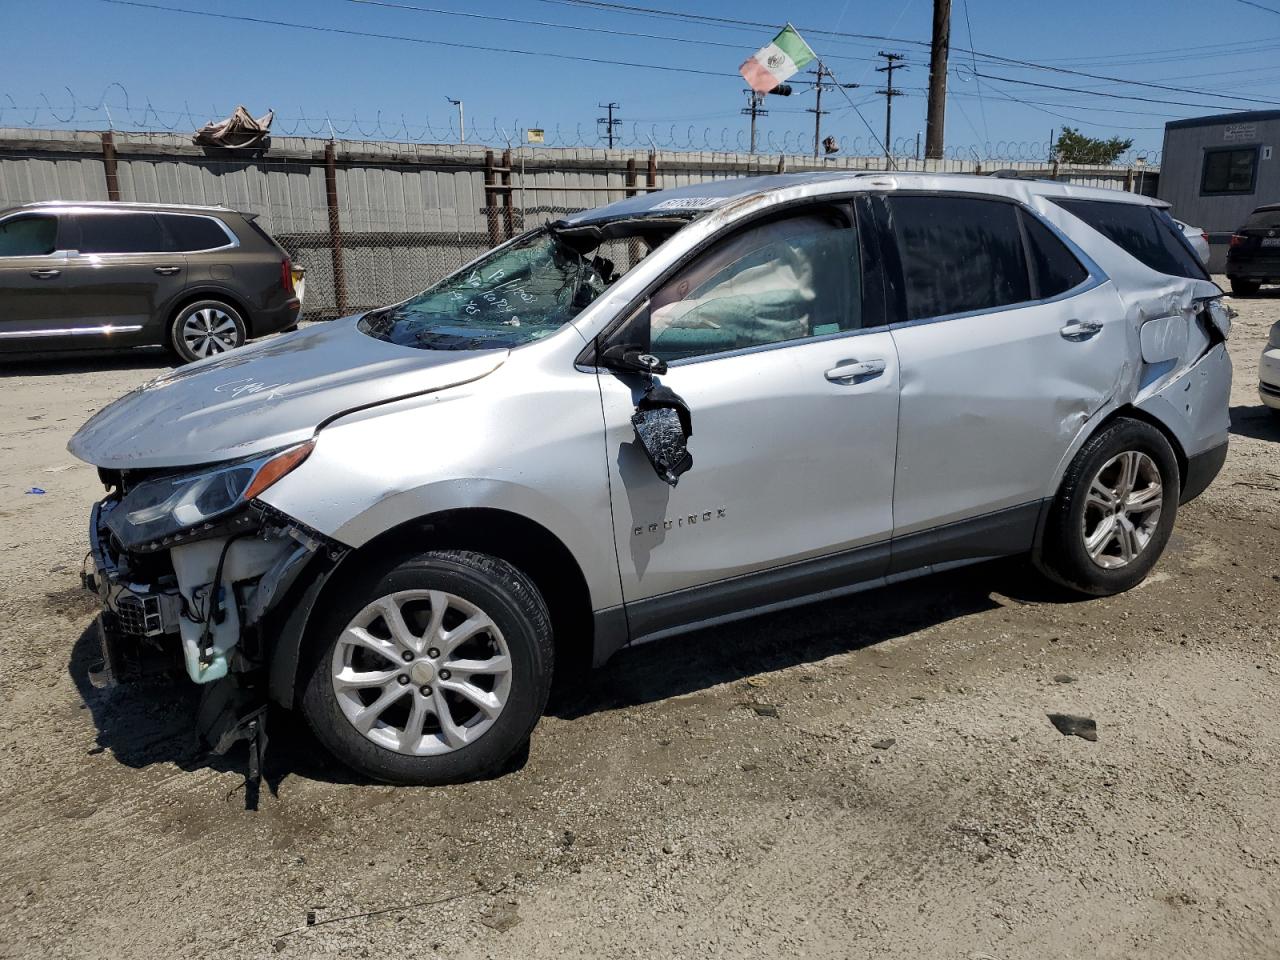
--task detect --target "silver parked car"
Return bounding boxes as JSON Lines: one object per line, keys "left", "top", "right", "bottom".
{"left": 69, "top": 173, "right": 1232, "bottom": 785}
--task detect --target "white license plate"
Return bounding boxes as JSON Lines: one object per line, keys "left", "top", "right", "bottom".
{"left": 1262, "top": 237, "right": 1280, "bottom": 247}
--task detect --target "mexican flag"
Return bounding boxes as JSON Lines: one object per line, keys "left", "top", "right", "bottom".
{"left": 739, "top": 24, "right": 817, "bottom": 93}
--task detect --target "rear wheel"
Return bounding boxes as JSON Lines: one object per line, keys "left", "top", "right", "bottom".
{"left": 301, "top": 550, "right": 553, "bottom": 785}
{"left": 1230, "top": 278, "right": 1262, "bottom": 296}
{"left": 169, "top": 299, "right": 246, "bottom": 362}
{"left": 1035, "top": 418, "right": 1180, "bottom": 596}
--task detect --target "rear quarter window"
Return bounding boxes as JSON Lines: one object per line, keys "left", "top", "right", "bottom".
{"left": 1050, "top": 198, "right": 1208, "bottom": 281}
{"left": 164, "top": 214, "right": 232, "bottom": 251}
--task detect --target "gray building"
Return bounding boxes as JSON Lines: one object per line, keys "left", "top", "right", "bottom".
{"left": 1159, "top": 109, "right": 1280, "bottom": 272}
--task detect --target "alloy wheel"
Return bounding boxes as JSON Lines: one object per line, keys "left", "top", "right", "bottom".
{"left": 330, "top": 589, "right": 513, "bottom": 756}
{"left": 180, "top": 306, "right": 242, "bottom": 357}
{"left": 1081, "top": 450, "right": 1163, "bottom": 569}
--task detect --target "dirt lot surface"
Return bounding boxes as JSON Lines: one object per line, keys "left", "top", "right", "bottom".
{"left": 2, "top": 288, "right": 1279, "bottom": 960}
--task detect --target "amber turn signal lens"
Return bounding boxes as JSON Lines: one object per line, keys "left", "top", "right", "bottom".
{"left": 243, "top": 440, "right": 315, "bottom": 502}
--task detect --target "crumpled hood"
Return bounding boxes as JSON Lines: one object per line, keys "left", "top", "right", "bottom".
{"left": 68, "top": 317, "right": 507, "bottom": 469}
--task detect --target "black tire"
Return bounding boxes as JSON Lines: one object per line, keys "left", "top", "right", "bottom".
{"left": 169, "top": 299, "right": 247, "bottom": 363}
{"left": 1230, "top": 278, "right": 1261, "bottom": 296}
{"left": 1034, "top": 418, "right": 1180, "bottom": 596}
{"left": 300, "top": 550, "right": 553, "bottom": 786}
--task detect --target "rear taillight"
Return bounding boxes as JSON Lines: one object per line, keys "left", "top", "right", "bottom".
{"left": 280, "top": 257, "right": 295, "bottom": 295}
{"left": 1229, "top": 233, "right": 1247, "bottom": 247}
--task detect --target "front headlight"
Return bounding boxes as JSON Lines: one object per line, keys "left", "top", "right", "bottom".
{"left": 106, "top": 441, "right": 314, "bottom": 551}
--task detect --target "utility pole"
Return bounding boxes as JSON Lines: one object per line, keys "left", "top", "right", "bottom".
{"left": 743, "top": 91, "right": 766, "bottom": 155}
{"left": 875, "top": 52, "right": 907, "bottom": 161}
{"left": 597, "top": 102, "right": 621, "bottom": 148}
{"left": 925, "top": 0, "right": 951, "bottom": 159}
{"left": 445, "top": 96, "right": 465, "bottom": 143}
{"left": 806, "top": 63, "right": 829, "bottom": 159}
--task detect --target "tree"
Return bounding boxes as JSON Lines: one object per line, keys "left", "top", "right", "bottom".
{"left": 1052, "top": 126, "right": 1133, "bottom": 165}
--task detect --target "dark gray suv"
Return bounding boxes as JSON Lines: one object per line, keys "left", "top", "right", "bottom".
{"left": 0, "top": 201, "right": 300, "bottom": 362}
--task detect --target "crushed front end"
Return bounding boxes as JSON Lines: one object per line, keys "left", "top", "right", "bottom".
{"left": 81, "top": 443, "right": 345, "bottom": 770}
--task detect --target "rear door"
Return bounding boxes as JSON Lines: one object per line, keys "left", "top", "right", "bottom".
{"left": 878, "top": 192, "right": 1125, "bottom": 556}
{"left": 58, "top": 211, "right": 187, "bottom": 345}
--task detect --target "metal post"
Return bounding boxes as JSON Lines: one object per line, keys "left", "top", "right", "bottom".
{"left": 625, "top": 157, "right": 637, "bottom": 198}
{"left": 323, "top": 141, "right": 348, "bottom": 314}
{"left": 646, "top": 150, "right": 657, "bottom": 192}
{"left": 925, "top": 0, "right": 951, "bottom": 160}
{"left": 101, "top": 131, "right": 120, "bottom": 202}
{"left": 597, "top": 102, "right": 621, "bottom": 149}
{"left": 500, "top": 148, "right": 514, "bottom": 239}
{"left": 483, "top": 150, "right": 501, "bottom": 247}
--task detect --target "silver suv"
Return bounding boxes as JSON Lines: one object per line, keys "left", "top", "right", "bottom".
{"left": 69, "top": 173, "right": 1232, "bottom": 785}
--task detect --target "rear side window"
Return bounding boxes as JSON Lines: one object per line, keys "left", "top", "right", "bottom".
{"left": 1018, "top": 210, "right": 1089, "bottom": 298}
{"left": 0, "top": 215, "right": 57, "bottom": 256}
{"left": 1051, "top": 199, "right": 1207, "bottom": 281}
{"left": 163, "top": 214, "right": 231, "bottom": 251}
{"left": 886, "top": 195, "right": 1029, "bottom": 321}
{"left": 1244, "top": 207, "right": 1280, "bottom": 230}
{"left": 77, "top": 213, "right": 168, "bottom": 254}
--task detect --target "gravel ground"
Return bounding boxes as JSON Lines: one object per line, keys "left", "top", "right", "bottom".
{"left": 2, "top": 286, "right": 1278, "bottom": 960}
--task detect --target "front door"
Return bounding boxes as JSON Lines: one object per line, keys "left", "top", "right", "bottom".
{"left": 595, "top": 202, "right": 900, "bottom": 640}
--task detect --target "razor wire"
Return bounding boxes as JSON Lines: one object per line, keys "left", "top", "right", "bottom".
{"left": 0, "top": 84, "right": 1162, "bottom": 165}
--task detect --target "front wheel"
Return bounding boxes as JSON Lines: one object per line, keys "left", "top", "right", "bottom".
{"left": 301, "top": 550, "right": 553, "bottom": 785}
{"left": 1034, "top": 418, "right": 1180, "bottom": 596}
{"left": 169, "top": 299, "right": 247, "bottom": 362}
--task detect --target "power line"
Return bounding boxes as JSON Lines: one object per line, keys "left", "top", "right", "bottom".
{"left": 532, "top": 0, "right": 1280, "bottom": 108}
{"left": 958, "top": 0, "right": 989, "bottom": 142}
{"left": 93, "top": 0, "right": 736, "bottom": 80}
{"left": 1231, "top": 0, "right": 1280, "bottom": 15}
{"left": 972, "top": 69, "right": 1274, "bottom": 110}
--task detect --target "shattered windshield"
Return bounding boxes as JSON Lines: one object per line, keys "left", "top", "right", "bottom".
{"left": 360, "top": 218, "right": 687, "bottom": 351}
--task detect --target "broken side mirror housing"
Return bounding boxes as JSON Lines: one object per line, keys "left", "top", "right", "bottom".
{"left": 598, "top": 300, "right": 668, "bottom": 376}
{"left": 631, "top": 383, "right": 693, "bottom": 486}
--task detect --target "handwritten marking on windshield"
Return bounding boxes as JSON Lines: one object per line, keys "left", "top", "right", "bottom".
{"left": 214, "top": 377, "right": 285, "bottom": 401}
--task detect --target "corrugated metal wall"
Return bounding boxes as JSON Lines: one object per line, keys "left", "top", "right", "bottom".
{"left": 0, "top": 128, "right": 1159, "bottom": 314}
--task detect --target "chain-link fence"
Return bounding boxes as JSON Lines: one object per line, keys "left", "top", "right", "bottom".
{"left": 0, "top": 128, "right": 1160, "bottom": 321}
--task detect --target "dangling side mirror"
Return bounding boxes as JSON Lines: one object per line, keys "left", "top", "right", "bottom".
{"left": 601, "top": 344, "right": 668, "bottom": 376}
{"left": 631, "top": 383, "right": 693, "bottom": 486}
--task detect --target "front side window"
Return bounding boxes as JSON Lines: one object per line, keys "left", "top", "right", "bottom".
{"left": 0, "top": 215, "right": 57, "bottom": 257}
{"left": 647, "top": 210, "right": 859, "bottom": 362}
{"left": 887, "top": 195, "right": 1030, "bottom": 321}
{"left": 361, "top": 218, "right": 686, "bottom": 351}
{"left": 1201, "top": 147, "right": 1257, "bottom": 195}
{"left": 77, "top": 213, "right": 168, "bottom": 254}
{"left": 1052, "top": 198, "right": 1207, "bottom": 281}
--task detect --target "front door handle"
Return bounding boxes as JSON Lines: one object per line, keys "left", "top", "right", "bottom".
{"left": 29, "top": 268, "right": 61, "bottom": 279}
{"left": 153, "top": 265, "right": 182, "bottom": 276}
{"left": 1060, "top": 319, "right": 1103, "bottom": 341}
{"left": 825, "top": 358, "right": 887, "bottom": 384}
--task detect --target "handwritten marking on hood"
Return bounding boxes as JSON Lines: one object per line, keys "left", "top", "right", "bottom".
{"left": 214, "top": 377, "right": 286, "bottom": 401}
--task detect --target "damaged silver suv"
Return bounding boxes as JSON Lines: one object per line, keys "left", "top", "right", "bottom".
{"left": 70, "top": 173, "right": 1232, "bottom": 785}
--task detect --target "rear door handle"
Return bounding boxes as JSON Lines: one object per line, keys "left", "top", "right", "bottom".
{"left": 1060, "top": 319, "right": 1103, "bottom": 341}
{"left": 153, "top": 265, "right": 182, "bottom": 276}
{"left": 825, "top": 358, "right": 887, "bottom": 384}
{"left": 29, "top": 268, "right": 61, "bottom": 279}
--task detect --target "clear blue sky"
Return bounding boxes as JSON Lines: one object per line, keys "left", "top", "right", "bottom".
{"left": 4, "top": 0, "right": 1280, "bottom": 159}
